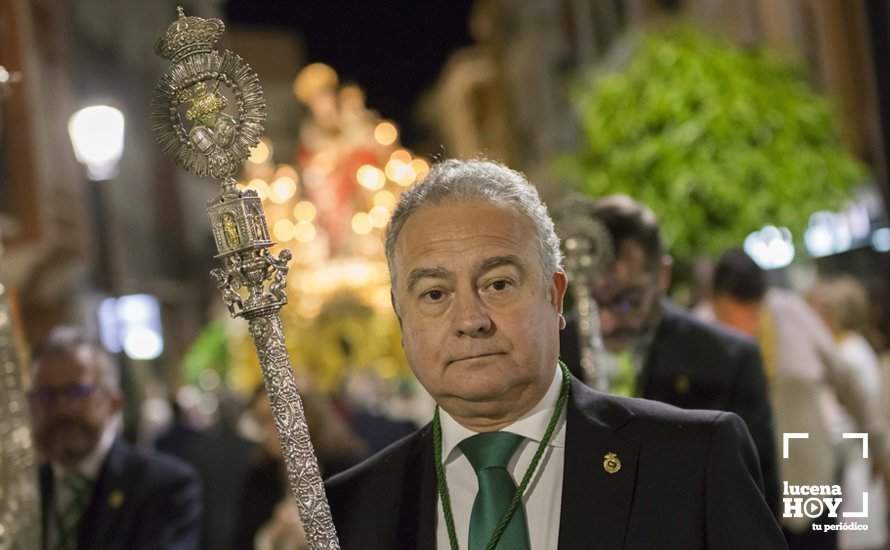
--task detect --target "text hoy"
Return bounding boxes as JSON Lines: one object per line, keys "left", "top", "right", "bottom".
{"left": 783, "top": 481, "right": 868, "bottom": 519}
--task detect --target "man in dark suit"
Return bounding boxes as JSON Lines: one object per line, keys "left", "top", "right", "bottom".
{"left": 559, "top": 195, "right": 779, "bottom": 514}
{"left": 29, "top": 327, "right": 202, "bottom": 550}
{"left": 325, "top": 160, "right": 785, "bottom": 549}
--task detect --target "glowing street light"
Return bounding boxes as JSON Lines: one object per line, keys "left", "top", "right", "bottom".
{"left": 68, "top": 105, "right": 125, "bottom": 292}
{"left": 68, "top": 105, "right": 125, "bottom": 181}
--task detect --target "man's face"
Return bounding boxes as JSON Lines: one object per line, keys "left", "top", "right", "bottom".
{"left": 29, "top": 347, "right": 120, "bottom": 467}
{"left": 712, "top": 294, "right": 759, "bottom": 337}
{"left": 391, "top": 201, "right": 567, "bottom": 425}
{"left": 590, "top": 240, "right": 667, "bottom": 353}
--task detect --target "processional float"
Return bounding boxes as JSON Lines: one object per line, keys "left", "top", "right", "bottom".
{"left": 0, "top": 64, "right": 40, "bottom": 550}
{"left": 152, "top": 9, "right": 340, "bottom": 549}
{"left": 554, "top": 195, "right": 614, "bottom": 392}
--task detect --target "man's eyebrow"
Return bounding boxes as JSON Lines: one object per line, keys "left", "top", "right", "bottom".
{"left": 406, "top": 267, "right": 452, "bottom": 291}
{"left": 477, "top": 255, "right": 526, "bottom": 277}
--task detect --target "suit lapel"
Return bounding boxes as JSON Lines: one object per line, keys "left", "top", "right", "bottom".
{"left": 558, "top": 379, "right": 639, "bottom": 550}
{"left": 390, "top": 425, "right": 437, "bottom": 550}
{"left": 639, "top": 302, "right": 679, "bottom": 398}
{"left": 78, "top": 440, "right": 128, "bottom": 550}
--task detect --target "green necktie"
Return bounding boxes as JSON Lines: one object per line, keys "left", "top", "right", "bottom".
{"left": 54, "top": 473, "right": 91, "bottom": 550}
{"left": 459, "top": 431, "right": 530, "bottom": 550}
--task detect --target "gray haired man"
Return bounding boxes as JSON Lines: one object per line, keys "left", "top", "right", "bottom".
{"left": 325, "top": 159, "right": 785, "bottom": 550}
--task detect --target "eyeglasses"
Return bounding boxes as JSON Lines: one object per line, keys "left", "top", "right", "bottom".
{"left": 27, "top": 384, "right": 99, "bottom": 405}
{"left": 592, "top": 285, "right": 658, "bottom": 320}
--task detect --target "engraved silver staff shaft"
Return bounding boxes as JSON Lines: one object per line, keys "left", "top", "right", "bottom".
{"left": 152, "top": 9, "right": 339, "bottom": 549}
{"left": 555, "top": 196, "right": 613, "bottom": 391}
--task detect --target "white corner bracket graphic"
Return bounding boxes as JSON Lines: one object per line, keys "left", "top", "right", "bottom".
{"left": 783, "top": 432, "right": 809, "bottom": 459}
{"left": 841, "top": 432, "right": 870, "bottom": 519}
{"left": 843, "top": 432, "right": 869, "bottom": 459}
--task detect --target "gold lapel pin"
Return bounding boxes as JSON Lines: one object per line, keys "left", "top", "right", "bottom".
{"left": 603, "top": 452, "right": 621, "bottom": 474}
{"left": 108, "top": 489, "right": 125, "bottom": 509}
{"left": 674, "top": 375, "right": 690, "bottom": 394}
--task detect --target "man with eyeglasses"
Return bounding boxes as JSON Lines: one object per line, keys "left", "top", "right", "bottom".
{"left": 28, "top": 327, "right": 202, "bottom": 550}
{"left": 559, "top": 195, "right": 780, "bottom": 515}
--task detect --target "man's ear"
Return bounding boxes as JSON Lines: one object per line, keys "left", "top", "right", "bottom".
{"left": 658, "top": 254, "right": 673, "bottom": 292}
{"left": 550, "top": 270, "right": 568, "bottom": 315}
{"left": 390, "top": 290, "right": 403, "bottom": 328}
{"left": 107, "top": 390, "right": 124, "bottom": 414}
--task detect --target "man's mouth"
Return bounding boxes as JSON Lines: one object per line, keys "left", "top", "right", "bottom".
{"left": 448, "top": 352, "right": 504, "bottom": 365}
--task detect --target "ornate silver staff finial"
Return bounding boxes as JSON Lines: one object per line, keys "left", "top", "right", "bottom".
{"left": 152, "top": 9, "right": 340, "bottom": 549}
{"left": 554, "top": 194, "right": 614, "bottom": 391}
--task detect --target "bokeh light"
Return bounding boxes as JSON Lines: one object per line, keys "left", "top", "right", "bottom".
{"left": 270, "top": 176, "right": 297, "bottom": 204}
{"left": 293, "top": 201, "right": 317, "bottom": 222}
{"left": 373, "top": 190, "right": 396, "bottom": 209}
{"left": 356, "top": 164, "right": 386, "bottom": 190}
{"left": 294, "top": 220, "right": 317, "bottom": 243}
{"left": 247, "top": 178, "right": 270, "bottom": 201}
{"left": 368, "top": 205, "right": 391, "bottom": 228}
{"left": 374, "top": 121, "right": 398, "bottom": 146}
{"left": 248, "top": 139, "right": 272, "bottom": 164}
{"left": 273, "top": 219, "right": 295, "bottom": 241}
{"left": 352, "top": 212, "right": 372, "bottom": 235}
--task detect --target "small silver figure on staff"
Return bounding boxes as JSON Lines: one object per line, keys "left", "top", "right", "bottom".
{"left": 152, "top": 8, "right": 340, "bottom": 549}
{"left": 555, "top": 194, "right": 613, "bottom": 391}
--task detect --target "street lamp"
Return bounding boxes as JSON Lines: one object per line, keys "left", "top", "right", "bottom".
{"left": 68, "top": 105, "right": 125, "bottom": 291}
{"left": 68, "top": 105, "right": 125, "bottom": 180}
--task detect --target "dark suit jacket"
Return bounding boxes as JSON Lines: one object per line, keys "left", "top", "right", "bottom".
{"left": 39, "top": 439, "right": 202, "bottom": 550}
{"left": 560, "top": 302, "right": 780, "bottom": 514}
{"left": 325, "top": 377, "right": 786, "bottom": 549}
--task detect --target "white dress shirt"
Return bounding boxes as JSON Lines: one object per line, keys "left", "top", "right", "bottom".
{"left": 436, "top": 366, "right": 566, "bottom": 550}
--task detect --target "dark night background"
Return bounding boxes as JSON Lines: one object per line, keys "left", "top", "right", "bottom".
{"left": 226, "top": 0, "right": 475, "bottom": 147}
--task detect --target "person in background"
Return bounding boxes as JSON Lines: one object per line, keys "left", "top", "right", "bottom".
{"left": 711, "top": 249, "right": 888, "bottom": 550}
{"left": 559, "top": 194, "right": 779, "bottom": 514}
{"left": 232, "top": 384, "right": 367, "bottom": 550}
{"left": 29, "top": 327, "right": 202, "bottom": 550}
{"left": 808, "top": 275, "right": 887, "bottom": 550}
{"left": 154, "top": 388, "right": 259, "bottom": 550}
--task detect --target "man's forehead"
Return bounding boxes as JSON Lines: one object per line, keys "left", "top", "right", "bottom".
{"left": 408, "top": 253, "right": 526, "bottom": 280}
{"left": 34, "top": 347, "right": 96, "bottom": 380}
{"left": 595, "top": 240, "right": 653, "bottom": 289}
{"left": 395, "top": 202, "right": 533, "bottom": 258}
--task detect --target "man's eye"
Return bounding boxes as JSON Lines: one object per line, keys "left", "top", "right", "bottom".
{"left": 489, "top": 279, "right": 512, "bottom": 291}
{"left": 422, "top": 289, "right": 445, "bottom": 302}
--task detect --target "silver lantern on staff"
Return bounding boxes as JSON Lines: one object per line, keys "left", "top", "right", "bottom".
{"left": 554, "top": 194, "right": 613, "bottom": 391}
{"left": 151, "top": 8, "right": 340, "bottom": 549}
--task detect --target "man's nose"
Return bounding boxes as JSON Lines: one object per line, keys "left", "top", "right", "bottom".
{"left": 453, "top": 291, "right": 493, "bottom": 336}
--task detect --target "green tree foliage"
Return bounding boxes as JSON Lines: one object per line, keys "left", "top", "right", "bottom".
{"left": 562, "top": 27, "right": 866, "bottom": 260}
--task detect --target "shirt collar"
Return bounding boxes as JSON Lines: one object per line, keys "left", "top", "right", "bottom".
{"left": 440, "top": 365, "right": 566, "bottom": 465}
